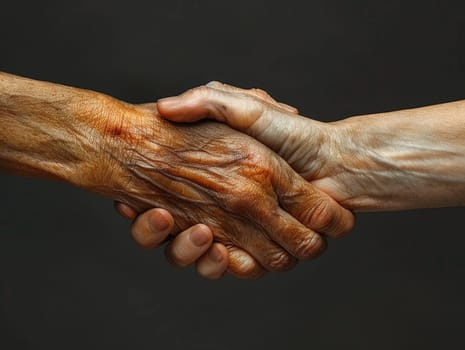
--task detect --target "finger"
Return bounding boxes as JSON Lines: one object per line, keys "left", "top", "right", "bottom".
{"left": 157, "top": 84, "right": 305, "bottom": 153}
{"left": 206, "top": 81, "right": 299, "bottom": 114}
{"left": 131, "top": 208, "right": 175, "bottom": 249}
{"left": 137, "top": 102, "right": 158, "bottom": 110}
{"left": 226, "top": 246, "right": 267, "bottom": 279}
{"left": 211, "top": 214, "right": 297, "bottom": 272}
{"left": 164, "top": 224, "right": 213, "bottom": 267}
{"left": 114, "top": 201, "right": 138, "bottom": 219}
{"left": 195, "top": 243, "right": 229, "bottom": 279}
{"left": 157, "top": 85, "right": 266, "bottom": 130}
{"left": 278, "top": 102, "right": 299, "bottom": 114}
{"left": 272, "top": 158, "right": 355, "bottom": 238}
{"left": 260, "top": 204, "right": 328, "bottom": 261}
{"left": 223, "top": 178, "right": 326, "bottom": 262}
{"left": 242, "top": 236, "right": 297, "bottom": 273}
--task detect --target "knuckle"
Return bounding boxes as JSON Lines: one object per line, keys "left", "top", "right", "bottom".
{"left": 294, "top": 233, "right": 327, "bottom": 260}
{"left": 305, "top": 197, "right": 337, "bottom": 232}
{"left": 227, "top": 187, "right": 258, "bottom": 212}
{"left": 251, "top": 87, "right": 271, "bottom": 99}
{"left": 333, "top": 212, "right": 356, "bottom": 239}
{"left": 265, "top": 250, "right": 296, "bottom": 272}
{"left": 187, "top": 85, "right": 211, "bottom": 99}
{"left": 227, "top": 191, "right": 272, "bottom": 220}
{"left": 227, "top": 195, "right": 249, "bottom": 212}
{"left": 206, "top": 81, "right": 222, "bottom": 88}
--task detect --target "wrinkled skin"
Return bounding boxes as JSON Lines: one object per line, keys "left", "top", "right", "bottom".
{"left": 0, "top": 72, "right": 354, "bottom": 279}
{"left": 94, "top": 99, "right": 353, "bottom": 277}
{"left": 115, "top": 85, "right": 357, "bottom": 278}
{"left": 130, "top": 81, "right": 465, "bottom": 279}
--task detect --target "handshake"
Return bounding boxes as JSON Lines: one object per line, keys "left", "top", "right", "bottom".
{"left": 2, "top": 73, "right": 464, "bottom": 279}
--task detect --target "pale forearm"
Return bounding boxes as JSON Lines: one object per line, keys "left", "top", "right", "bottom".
{"left": 334, "top": 101, "right": 465, "bottom": 210}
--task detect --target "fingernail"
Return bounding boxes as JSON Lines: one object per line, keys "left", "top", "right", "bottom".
{"left": 189, "top": 226, "right": 210, "bottom": 247}
{"left": 149, "top": 211, "right": 170, "bottom": 232}
{"left": 209, "top": 246, "right": 223, "bottom": 263}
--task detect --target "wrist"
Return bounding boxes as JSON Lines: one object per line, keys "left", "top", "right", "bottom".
{"left": 78, "top": 101, "right": 168, "bottom": 206}
{"left": 312, "top": 113, "right": 407, "bottom": 211}
{"left": 65, "top": 94, "right": 157, "bottom": 196}
{"left": 62, "top": 92, "right": 123, "bottom": 190}
{"left": 330, "top": 113, "right": 399, "bottom": 210}
{"left": 0, "top": 73, "right": 111, "bottom": 184}
{"left": 326, "top": 106, "right": 465, "bottom": 211}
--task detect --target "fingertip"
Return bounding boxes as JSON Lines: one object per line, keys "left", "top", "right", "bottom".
{"left": 333, "top": 209, "right": 356, "bottom": 239}
{"left": 189, "top": 224, "right": 213, "bottom": 247}
{"left": 147, "top": 208, "right": 174, "bottom": 235}
{"left": 114, "top": 202, "right": 137, "bottom": 219}
{"left": 157, "top": 97, "right": 181, "bottom": 117}
{"left": 278, "top": 102, "right": 299, "bottom": 114}
{"left": 196, "top": 243, "right": 229, "bottom": 280}
{"left": 298, "top": 233, "right": 327, "bottom": 260}
{"left": 131, "top": 208, "right": 174, "bottom": 250}
{"left": 165, "top": 224, "right": 214, "bottom": 268}
{"left": 308, "top": 196, "right": 356, "bottom": 239}
{"left": 157, "top": 96, "right": 204, "bottom": 122}
{"left": 209, "top": 243, "right": 229, "bottom": 263}
{"left": 206, "top": 81, "right": 222, "bottom": 88}
{"left": 227, "top": 248, "right": 266, "bottom": 279}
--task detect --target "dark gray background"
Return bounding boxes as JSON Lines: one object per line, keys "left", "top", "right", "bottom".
{"left": 1, "top": 1, "right": 464, "bottom": 349}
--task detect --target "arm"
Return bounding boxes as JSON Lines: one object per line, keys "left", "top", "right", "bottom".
{"left": 138, "top": 83, "right": 465, "bottom": 277}
{"left": 328, "top": 102, "right": 465, "bottom": 210}
{"left": 0, "top": 72, "right": 115, "bottom": 184}
{"left": 0, "top": 72, "right": 226, "bottom": 278}
{"left": 0, "top": 73, "right": 354, "bottom": 278}
{"left": 156, "top": 82, "right": 465, "bottom": 211}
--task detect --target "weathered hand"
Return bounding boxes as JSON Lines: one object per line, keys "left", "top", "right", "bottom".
{"left": 117, "top": 84, "right": 358, "bottom": 278}
{"left": 115, "top": 90, "right": 306, "bottom": 278}
{"left": 136, "top": 82, "right": 359, "bottom": 277}
{"left": 99, "top": 99, "right": 353, "bottom": 278}
{"left": 115, "top": 91, "right": 305, "bottom": 278}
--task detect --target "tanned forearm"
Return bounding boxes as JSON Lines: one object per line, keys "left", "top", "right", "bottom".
{"left": 0, "top": 72, "right": 144, "bottom": 195}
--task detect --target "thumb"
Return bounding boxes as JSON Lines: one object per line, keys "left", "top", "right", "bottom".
{"left": 157, "top": 85, "right": 315, "bottom": 171}
{"left": 157, "top": 85, "right": 274, "bottom": 133}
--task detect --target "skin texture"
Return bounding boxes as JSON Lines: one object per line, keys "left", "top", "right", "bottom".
{"left": 114, "top": 204, "right": 227, "bottom": 279}
{"left": 0, "top": 73, "right": 354, "bottom": 279}
{"left": 157, "top": 82, "right": 465, "bottom": 210}
{"left": 127, "top": 82, "right": 465, "bottom": 277}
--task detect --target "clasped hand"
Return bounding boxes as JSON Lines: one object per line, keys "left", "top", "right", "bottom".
{"left": 115, "top": 82, "right": 355, "bottom": 279}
